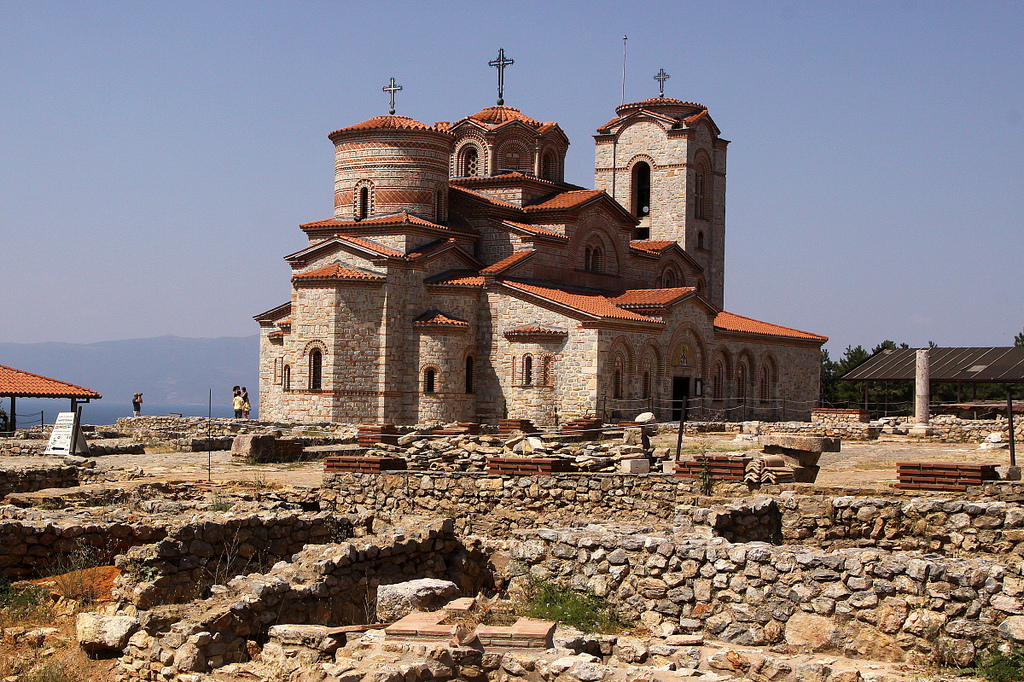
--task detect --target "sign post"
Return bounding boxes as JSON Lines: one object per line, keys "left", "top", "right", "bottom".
{"left": 44, "top": 411, "right": 89, "bottom": 456}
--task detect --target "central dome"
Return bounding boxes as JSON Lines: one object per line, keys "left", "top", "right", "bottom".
{"left": 467, "top": 105, "right": 542, "bottom": 129}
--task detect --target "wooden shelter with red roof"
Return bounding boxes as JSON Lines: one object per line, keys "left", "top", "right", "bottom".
{"left": 0, "top": 364, "right": 101, "bottom": 432}
{"left": 254, "top": 66, "right": 826, "bottom": 426}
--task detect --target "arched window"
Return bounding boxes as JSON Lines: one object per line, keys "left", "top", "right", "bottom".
{"left": 759, "top": 364, "right": 771, "bottom": 403}
{"left": 358, "top": 186, "right": 369, "bottom": 220}
{"left": 591, "top": 247, "right": 603, "bottom": 273}
{"left": 424, "top": 368, "right": 436, "bottom": 394}
{"left": 542, "top": 355, "right": 553, "bottom": 387}
{"left": 697, "top": 231, "right": 705, "bottom": 250}
{"left": 642, "top": 371, "right": 651, "bottom": 399}
{"left": 663, "top": 271, "right": 676, "bottom": 288}
{"left": 542, "top": 151, "right": 556, "bottom": 180}
{"left": 462, "top": 147, "right": 479, "bottom": 177}
{"left": 282, "top": 365, "right": 291, "bottom": 393}
{"left": 523, "top": 355, "right": 533, "bottom": 385}
{"left": 465, "top": 356, "right": 474, "bottom": 394}
{"left": 713, "top": 360, "right": 724, "bottom": 401}
{"left": 737, "top": 364, "right": 748, "bottom": 403}
{"left": 309, "top": 350, "right": 322, "bottom": 390}
{"left": 584, "top": 246, "right": 592, "bottom": 272}
{"left": 694, "top": 171, "right": 707, "bottom": 220}
{"left": 632, "top": 161, "right": 651, "bottom": 218}
{"left": 614, "top": 369, "right": 623, "bottom": 399}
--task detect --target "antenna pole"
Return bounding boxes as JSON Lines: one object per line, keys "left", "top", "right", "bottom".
{"left": 621, "top": 35, "right": 627, "bottom": 105}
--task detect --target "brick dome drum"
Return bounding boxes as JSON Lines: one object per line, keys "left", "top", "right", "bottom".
{"left": 330, "top": 115, "right": 454, "bottom": 222}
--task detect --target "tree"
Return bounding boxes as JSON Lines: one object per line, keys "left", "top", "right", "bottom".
{"left": 1016, "top": 329, "right": 1024, "bottom": 347}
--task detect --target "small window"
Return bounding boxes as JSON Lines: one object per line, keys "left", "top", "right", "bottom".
{"left": 542, "top": 151, "right": 556, "bottom": 180}
{"left": 523, "top": 355, "right": 533, "bottom": 386}
{"left": 614, "top": 369, "right": 623, "bottom": 399}
{"left": 695, "top": 172, "right": 707, "bottom": 220}
{"left": 463, "top": 147, "right": 478, "bottom": 177}
{"left": 309, "top": 350, "right": 322, "bottom": 390}
{"left": 465, "top": 356, "right": 474, "bottom": 394}
{"left": 424, "top": 368, "right": 436, "bottom": 394}
{"left": 542, "top": 355, "right": 553, "bottom": 387}
{"left": 663, "top": 271, "right": 676, "bottom": 288}
{"left": 737, "top": 364, "right": 748, "bottom": 403}
{"left": 585, "top": 246, "right": 603, "bottom": 273}
{"left": 283, "top": 365, "right": 291, "bottom": 392}
{"left": 642, "top": 371, "right": 651, "bottom": 399}
{"left": 697, "top": 231, "right": 705, "bottom": 250}
{"left": 759, "top": 365, "right": 771, "bottom": 403}
{"left": 359, "top": 186, "right": 369, "bottom": 220}
{"left": 632, "top": 162, "right": 651, "bottom": 218}
{"left": 713, "top": 361, "right": 724, "bottom": 401}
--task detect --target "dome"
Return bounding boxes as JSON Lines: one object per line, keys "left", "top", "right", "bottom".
{"left": 466, "top": 105, "right": 543, "bottom": 129}
{"left": 328, "top": 115, "right": 450, "bottom": 141}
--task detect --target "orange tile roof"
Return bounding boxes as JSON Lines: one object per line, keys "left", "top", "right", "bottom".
{"left": 0, "top": 365, "right": 101, "bottom": 399}
{"left": 413, "top": 311, "right": 469, "bottom": 327}
{"left": 629, "top": 240, "right": 677, "bottom": 254}
{"left": 621, "top": 96, "right": 706, "bottom": 109}
{"left": 278, "top": 318, "right": 292, "bottom": 327}
{"left": 503, "top": 323, "right": 568, "bottom": 338}
{"left": 301, "top": 211, "right": 461, "bottom": 233}
{"left": 267, "top": 330, "right": 285, "bottom": 339}
{"left": 501, "top": 281, "right": 663, "bottom": 325}
{"left": 448, "top": 185, "right": 522, "bottom": 210}
{"left": 333, "top": 235, "right": 407, "bottom": 259}
{"left": 714, "top": 311, "right": 828, "bottom": 342}
{"left": 480, "top": 250, "right": 534, "bottom": 275}
{"left": 406, "top": 238, "right": 459, "bottom": 261}
{"left": 293, "top": 263, "right": 386, "bottom": 282}
{"left": 610, "top": 287, "right": 696, "bottom": 308}
{"left": 466, "top": 106, "right": 543, "bottom": 129}
{"left": 424, "top": 270, "right": 485, "bottom": 287}
{"left": 328, "top": 115, "right": 448, "bottom": 138}
{"left": 524, "top": 190, "right": 604, "bottom": 212}
{"left": 502, "top": 220, "right": 568, "bottom": 241}
{"left": 254, "top": 302, "right": 291, "bottom": 323}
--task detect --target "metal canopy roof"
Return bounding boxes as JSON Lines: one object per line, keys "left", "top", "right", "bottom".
{"left": 842, "top": 347, "right": 1024, "bottom": 383}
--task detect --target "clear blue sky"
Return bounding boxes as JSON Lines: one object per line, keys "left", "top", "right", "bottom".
{"left": 1, "top": 1, "right": 1021, "bottom": 357}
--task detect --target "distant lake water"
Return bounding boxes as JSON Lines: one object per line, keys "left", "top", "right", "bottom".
{"left": 6, "top": 399, "right": 256, "bottom": 427}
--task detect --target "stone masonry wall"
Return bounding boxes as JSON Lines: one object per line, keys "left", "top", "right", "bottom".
{"left": 118, "top": 519, "right": 491, "bottom": 681}
{"left": 112, "top": 512, "right": 355, "bottom": 609}
{"left": 0, "top": 465, "right": 79, "bottom": 498}
{"left": 505, "top": 526, "right": 1021, "bottom": 666}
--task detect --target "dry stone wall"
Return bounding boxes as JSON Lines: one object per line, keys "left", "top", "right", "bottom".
{"left": 112, "top": 512, "right": 355, "bottom": 609}
{"left": 506, "top": 525, "right": 1019, "bottom": 666}
{"left": 118, "top": 519, "right": 491, "bottom": 681}
{"left": 0, "top": 465, "right": 80, "bottom": 498}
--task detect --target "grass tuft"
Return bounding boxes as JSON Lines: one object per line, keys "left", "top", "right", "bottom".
{"left": 517, "top": 576, "right": 619, "bottom": 633}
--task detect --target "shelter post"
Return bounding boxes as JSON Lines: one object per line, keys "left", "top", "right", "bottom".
{"left": 1009, "top": 387, "right": 1017, "bottom": 468}
{"left": 9, "top": 397, "right": 15, "bottom": 432}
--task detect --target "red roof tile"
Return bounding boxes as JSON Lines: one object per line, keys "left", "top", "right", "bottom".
{"left": 254, "top": 302, "right": 291, "bottom": 323}
{"left": 0, "top": 365, "right": 101, "bottom": 399}
{"left": 629, "top": 240, "right": 678, "bottom": 254}
{"left": 413, "top": 311, "right": 469, "bottom": 327}
{"left": 333, "top": 235, "right": 407, "bottom": 259}
{"left": 503, "top": 323, "right": 568, "bottom": 338}
{"left": 293, "top": 263, "right": 386, "bottom": 282}
{"left": 301, "top": 211, "right": 461, "bottom": 233}
{"left": 618, "top": 97, "right": 706, "bottom": 112}
{"left": 715, "top": 311, "right": 828, "bottom": 342}
{"left": 448, "top": 185, "right": 522, "bottom": 210}
{"left": 610, "top": 287, "right": 696, "bottom": 308}
{"left": 480, "top": 250, "right": 534, "bottom": 275}
{"left": 328, "top": 115, "right": 448, "bottom": 138}
{"left": 407, "top": 238, "right": 457, "bottom": 260}
{"left": 466, "top": 106, "right": 543, "bottom": 128}
{"left": 502, "top": 220, "right": 568, "bottom": 241}
{"left": 524, "top": 190, "right": 604, "bottom": 212}
{"left": 424, "top": 270, "right": 485, "bottom": 287}
{"left": 501, "top": 281, "right": 663, "bottom": 325}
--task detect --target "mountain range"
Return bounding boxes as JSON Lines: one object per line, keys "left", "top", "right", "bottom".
{"left": 0, "top": 335, "right": 259, "bottom": 408}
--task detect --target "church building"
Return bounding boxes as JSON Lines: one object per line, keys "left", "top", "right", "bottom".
{"left": 255, "top": 60, "right": 826, "bottom": 426}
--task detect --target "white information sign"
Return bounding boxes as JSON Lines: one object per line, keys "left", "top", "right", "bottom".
{"left": 44, "top": 411, "right": 89, "bottom": 455}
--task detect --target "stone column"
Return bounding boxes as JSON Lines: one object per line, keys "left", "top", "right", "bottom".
{"left": 915, "top": 349, "right": 929, "bottom": 425}
{"left": 910, "top": 349, "right": 935, "bottom": 436}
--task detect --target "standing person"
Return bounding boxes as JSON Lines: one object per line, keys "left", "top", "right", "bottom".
{"left": 241, "top": 387, "right": 251, "bottom": 419}
{"left": 232, "top": 388, "right": 244, "bottom": 419}
{"left": 132, "top": 392, "right": 143, "bottom": 417}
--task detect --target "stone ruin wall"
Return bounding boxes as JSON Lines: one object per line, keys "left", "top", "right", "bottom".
{"left": 112, "top": 512, "right": 356, "bottom": 608}
{"left": 0, "top": 465, "right": 81, "bottom": 498}
{"left": 118, "top": 519, "right": 492, "bottom": 681}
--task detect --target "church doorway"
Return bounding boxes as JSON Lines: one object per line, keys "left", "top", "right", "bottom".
{"left": 672, "top": 377, "right": 689, "bottom": 422}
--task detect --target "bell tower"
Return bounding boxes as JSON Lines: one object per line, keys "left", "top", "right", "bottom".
{"left": 594, "top": 95, "right": 728, "bottom": 309}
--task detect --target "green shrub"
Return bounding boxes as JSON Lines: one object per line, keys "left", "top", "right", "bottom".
{"left": 977, "top": 643, "right": 1024, "bottom": 682}
{"left": 23, "top": 659, "right": 80, "bottom": 682}
{"left": 518, "top": 576, "right": 619, "bottom": 633}
{"left": 0, "top": 580, "right": 48, "bottom": 622}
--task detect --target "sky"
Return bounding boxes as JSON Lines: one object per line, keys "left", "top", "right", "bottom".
{"left": 1, "top": 0, "right": 1021, "bottom": 358}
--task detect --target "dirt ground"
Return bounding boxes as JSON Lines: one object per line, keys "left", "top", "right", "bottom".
{"left": 0, "top": 433, "right": 1012, "bottom": 491}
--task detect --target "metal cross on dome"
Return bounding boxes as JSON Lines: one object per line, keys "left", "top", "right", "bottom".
{"left": 654, "top": 68, "right": 670, "bottom": 97}
{"left": 489, "top": 48, "right": 514, "bottom": 106}
{"left": 383, "top": 77, "right": 403, "bottom": 115}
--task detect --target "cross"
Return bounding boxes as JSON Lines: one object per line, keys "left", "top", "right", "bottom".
{"left": 488, "top": 48, "right": 514, "bottom": 106}
{"left": 654, "top": 68, "right": 670, "bottom": 98}
{"left": 383, "top": 77, "right": 402, "bottom": 115}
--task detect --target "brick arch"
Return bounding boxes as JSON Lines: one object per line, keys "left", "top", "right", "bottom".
{"left": 638, "top": 340, "right": 663, "bottom": 377}
{"left": 692, "top": 149, "right": 712, "bottom": 222}
{"left": 539, "top": 145, "right": 561, "bottom": 181}
{"left": 659, "top": 263, "right": 684, "bottom": 289}
{"left": 758, "top": 352, "right": 779, "bottom": 403}
{"left": 571, "top": 215, "right": 622, "bottom": 276}
{"left": 667, "top": 325, "right": 707, "bottom": 377}
{"left": 736, "top": 349, "right": 756, "bottom": 403}
{"left": 452, "top": 137, "right": 486, "bottom": 177}
{"left": 710, "top": 347, "right": 734, "bottom": 401}
{"left": 496, "top": 138, "right": 532, "bottom": 173}
{"left": 353, "top": 179, "right": 375, "bottom": 220}
{"left": 301, "top": 339, "right": 328, "bottom": 357}
{"left": 608, "top": 336, "right": 636, "bottom": 375}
